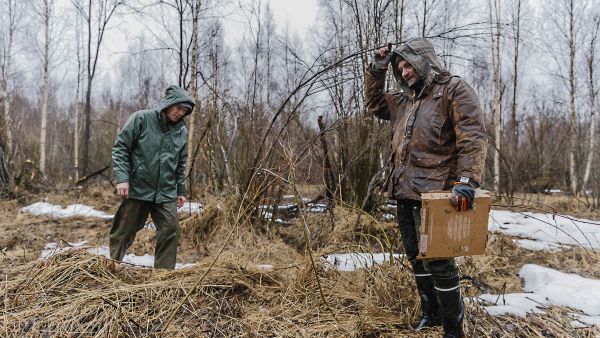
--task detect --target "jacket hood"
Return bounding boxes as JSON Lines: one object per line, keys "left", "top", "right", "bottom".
{"left": 391, "top": 38, "right": 446, "bottom": 96}
{"left": 157, "top": 85, "right": 195, "bottom": 117}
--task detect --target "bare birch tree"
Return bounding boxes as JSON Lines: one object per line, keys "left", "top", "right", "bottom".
{"left": 566, "top": 0, "right": 579, "bottom": 194}
{"left": 72, "top": 0, "right": 122, "bottom": 175}
{"left": 33, "top": 0, "right": 57, "bottom": 176}
{"left": 489, "top": 0, "right": 502, "bottom": 193}
{"left": 73, "top": 8, "right": 84, "bottom": 181}
{"left": 506, "top": 0, "right": 523, "bottom": 198}
{"left": 582, "top": 14, "right": 600, "bottom": 194}
{"left": 186, "top": 0, "right": 201, "bottom": 180}
{"left": 0, "top": 0, "right": 22, "bottom": 163}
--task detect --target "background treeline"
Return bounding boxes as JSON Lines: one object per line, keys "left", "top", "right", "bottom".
{"left": 0, "top": 0, "right": 599, "bottom": 209}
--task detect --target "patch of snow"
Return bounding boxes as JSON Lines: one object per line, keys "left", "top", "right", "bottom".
{"left": 67, "top": 240, "right": 89, "bottom": 247}
{"left": 383, "top": 213, "right": 395, "bottom": 221}
{"left": 256, "top": 264, "right": 274, "bottom": 270}
{"left": 520, "top": 264, "right": 600, "bottom": 316}
{"left": 380, "top": 201, "right": 397, "bottom": 211}
{"left": 41, "top": 241, "right": 89, "bottom": 259}
{"left": 306, "top": 203, "right": 329, "bottom": 213}
{"left": 477, "top": 293, "right": 547, "bottom": 317}
{"left": 543, "top": 189, "right": 562, "bottom": 193}
{"left": 175, "top": 263, "right": 196, "bottom": 269}
{"left": 572, "top": 314, "right": 600, "bottom": 327}
{"left": 513, "top": 239, "right": 562, "bottom": 251}
{"left": 22, "top": 202, "right": 113, "bottom": 219}
{"left": 489, "top": 210, "right": 600, "bottom": 249}
{"left": 274, "top": 218, "right": 294, "bottom": 226}
{"left": 177, "top": 202, "right": 203, "bottom": 214}
{"left": 322, "top": 252, "right": 402, "bottom": 272}
{"left": 41, "top": 243, "right": 194, "bottom": 269}
{"left": 261, "top": 211, "right": 273, "bottom": 220}
{"left": 478, "top": 264, "right": 600, "bottom": 326}
{"left": 23, "top": 201, "right": 204, "bottom": 220}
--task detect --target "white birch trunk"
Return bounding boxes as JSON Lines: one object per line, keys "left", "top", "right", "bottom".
{"left": 567, "top": 0, "right": 578, "bottom": 194}
{"left": 583, "top": 110, "right": 595, "bottom": 189}
{"left": 583, "top": 17, "right": 599, "bottom": 192}
{"left": 74, "top": 12, "right": 83, "bottom": 182}
{"left": 490, "top": 0, "right": 502, "bottom": 192}
{"left": 186, "top": 0, "right": 201, "bottom": 179}
{"left": 1, "top": 1, "right": 17, "bottom": 161}
{"left": 39, "top": 0, "right": 51, "bottom": 175}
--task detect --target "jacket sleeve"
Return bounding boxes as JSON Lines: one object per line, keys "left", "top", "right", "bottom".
{"left": 112, "top": 113, "right": 141, "bottom": 183}
{"left": 448, "top": 78, "right": 488, "bottom": 183}
{"left": 176, "top": 129, "right": 188, "bottom": 196}
{"left": 365, "top": 67, "right": 391, "bottom": 120}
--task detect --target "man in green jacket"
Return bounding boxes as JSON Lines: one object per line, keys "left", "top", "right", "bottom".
{"left": 110, "top": 85, "right": 194, "bottom": 269}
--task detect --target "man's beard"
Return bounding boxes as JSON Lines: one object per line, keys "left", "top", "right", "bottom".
{"left": 409, "top": 78, "right": 424, "bottom": 91}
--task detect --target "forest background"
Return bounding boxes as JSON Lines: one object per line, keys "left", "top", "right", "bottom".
{"left": 1, "top": 0, "right": 599, "bottom": 210}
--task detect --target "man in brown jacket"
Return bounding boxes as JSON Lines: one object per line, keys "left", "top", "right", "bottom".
{"left": 365, "top": 38, "right": 487, "bottom": 338}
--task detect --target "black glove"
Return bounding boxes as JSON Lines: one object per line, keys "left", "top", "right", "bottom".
{"left": 370, "top": 43, "right": 393, "bottom": 71}
{"left": 450, "top": 183, "right": 476, "bottom": 211}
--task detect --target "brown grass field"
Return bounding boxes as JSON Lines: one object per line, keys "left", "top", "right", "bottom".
{"left": 0, "top": 184, "right": 598, "bottom": 337}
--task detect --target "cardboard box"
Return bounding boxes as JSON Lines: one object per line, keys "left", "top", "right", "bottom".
{"left": 418, "top": 190, "right": 491, "bottom": 259}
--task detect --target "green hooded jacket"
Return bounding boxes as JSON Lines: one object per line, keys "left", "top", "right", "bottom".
{"left": 112, "top": 85, "right": 194, "bottom": 203}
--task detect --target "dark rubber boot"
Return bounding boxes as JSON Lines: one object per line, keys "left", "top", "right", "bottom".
{"left": 434, "top": 275, "right": 464, "bottom": 338}
{"left": 412, "top": 273, "right": 442, "bottom": 330}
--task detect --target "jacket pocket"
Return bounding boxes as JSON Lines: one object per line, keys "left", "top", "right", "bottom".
{"left": 409, "top": 149, "right": 451, "bottom": 193}
{"left": 131, "top": 160, "right": 142, "bottom": 180}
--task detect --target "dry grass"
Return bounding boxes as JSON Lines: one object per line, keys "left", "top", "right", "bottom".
{"left": 494, "top": 193, "right": 600, "bottom": 220}
{"left": 0, "top": 188, "right": 599, "bottom": 337}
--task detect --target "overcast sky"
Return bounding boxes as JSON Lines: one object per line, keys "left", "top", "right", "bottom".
{"left": 99, "top": 0, "right": 319, "bottom": 72}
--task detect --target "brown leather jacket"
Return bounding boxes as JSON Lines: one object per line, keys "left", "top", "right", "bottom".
{"left": 365, "top": 38, "right": 488, "bottom": 200}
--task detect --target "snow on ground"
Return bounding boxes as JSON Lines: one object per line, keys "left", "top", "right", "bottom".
{"left": 22, "top": 202, "right": 114, "bottom": 219}
{"left": 489, "top": 210, "right": 600, "bottom": 250}
{"left": 322, "top": 252, "right": 402, "bottom": 272}
{"left": 306, "top": 203, "right": 329, "bottom": 213}
{"left": 520, "top": 264, "right": 600, "bottom": 316}
{"left": 383, "top": 213, "right": 395, "bottom": 221}
{"left": 477, "top": 264, "right": 600, "bottom": 327}
{"left": 177, "top": 202, "right": 203, "bottom": 214}
{"left": 21, "top": 201, "right": 204, "bottom": 220}
{"left": 255, "top": 264, "right": 274, "bottom": 270}
{"left": 41, "top": 241, "right": 195, "bottom": 269}
{"left": 512, "top": 239, "right": 563, "bottom": 252}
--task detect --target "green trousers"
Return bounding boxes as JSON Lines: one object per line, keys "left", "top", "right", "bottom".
{"left": 109, "top": 198, "right": 179, "bottom": 269}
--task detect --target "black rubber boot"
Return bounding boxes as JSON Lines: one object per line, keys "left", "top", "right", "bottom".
{"left": 412, "top": 274, "right": 442, "bottom": 330}
{"left": 434, "top": 275, "right": 464, "bottom": 338}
